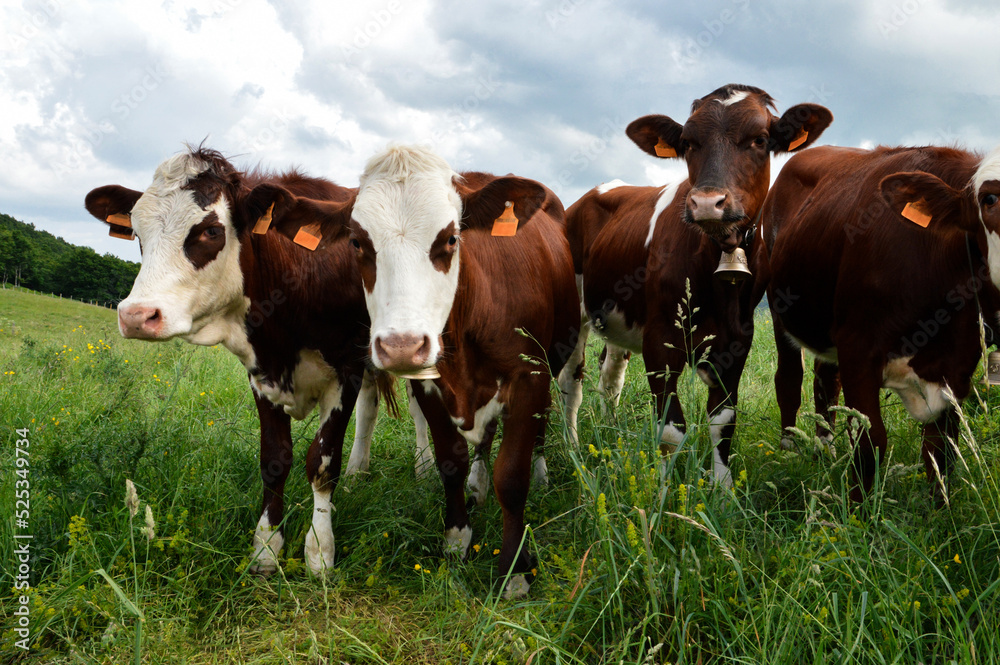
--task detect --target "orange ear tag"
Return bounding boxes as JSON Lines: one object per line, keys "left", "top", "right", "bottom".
{"left": 788, "top": 128, "right": 809, "bottom": 151}
{"left": 106, "top": 213, "right": 132, "bottom": 228}
{"left": 293, "top": 223, "right": 322, "bottom": 250}
{"left": 108, "top": 226, "right": 135, "bottom": 240}
{"left": 491, "top": 201, "right": 518, "bottom": 237}
{"left": 253, "top": 203, "right": 274, "bottom": 234}
{"left": 901, "top": 199, "right": 932, "bottom": 228}
{"left": 654, "top": 138, "right": 677, "bottom": 158}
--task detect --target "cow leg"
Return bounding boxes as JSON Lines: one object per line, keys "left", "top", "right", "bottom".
{"left": 494, "top": 375, "right": 549, "bottom": 599}
{"left": 837, "top": 362, "right": 888, "bottom": 503}
{"left": 643, "top": 327, "right": 689, "bottom": 456}
{"left": 407, "top": 381, "right": 435, "bottom": 479}
{"left": 304, "top": 371, "right": 361, "bottom": 575}
{"left": 251, "top": 391, "right": 293, "bottom": 574}
{"left": 598, "top": 343, "right": 632, "bottom": 414}
{"left": 772, "top": 316, "right": 805, "bottom": 450}
{"left": 556, "top": 317, "right": 588, "bottom": 443}
{"left": 467, "top": 418, "right": 499, "bottom": 507}
{"left": 344, "top": 369, "right": 380, "bottom": 476}
{"left": 921, "top": 408, "right": 958, "bottom": 506}
{"left": 411, "top": 381, "right": 472, "bottom": 558}
{"left": 814, "top": 360, "right": 841, "bottom": 455}
{"left": 705, "top": 367, "right": 744, "bottom": 489}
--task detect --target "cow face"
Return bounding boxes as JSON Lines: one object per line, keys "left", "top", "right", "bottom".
{"left": 85, "top": 149, "right": 246, "bottom": 344}
{"left": 627, "top": 84, "right": 833, "bottom": 251}
{"left": 349, "top": 145, "right": 545, "bottom": 373}
{"left": 880, "top": 146, "right": 1000, "bottom": 286}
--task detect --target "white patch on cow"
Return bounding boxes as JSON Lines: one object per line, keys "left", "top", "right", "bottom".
{"left": 345, "top": 370, "right": 379, "bottom": 476}
{"left": 467, "top": 458, "right": 490, "bottom": 506}
{"left": 882, "top": 357, "right": 950, "bottom": 423}
{"left": 305, "top": 485, "right": 335, "bottom": 575}
{"left": 983, "top": 229, "right": 1000, "bottom": 289}
{"left": 784, "top": 332, "right": 838, "bottom": 364}
{"left": 533, "top": 455, "right": 549, "bottom": 487}
{"left": 819, "top": 432, "right": 836, "bottom": 457}
{"left": 973, "top": 146, "right": 1000, "bottom": 197}
{"left": 597, "top": 309, "right": 644, "bottom": 353}
{"left": 353, "top": 146, "right": 464, "bottom": 370}
{"left": 696, "top": 366, "right": 718, "bottom": 388}
{"left": 455, "top": 390, "right": 504, "bottom": 445}
{"left": 444, "top": 525, "right": 473, "bottom": 558}
{"left": 596, "top": 179, "right": 630, "bottom": 194}
{"left": 503, "top": 574, "right": 531, "bottom": 600}
{"left": 407, "top": 382, "right": 436, "bottom": 479}
{"left": 317, "top": 454, "right": 332, "bottom": 477}
{"left": 710, "top": 408, "right": 735, "bottom": 444}
{"left": 645, "top": 180, "right": 682, "bottom": 248}
{"left": 420, "top": 379, "right": 442, "bottom": 397}
{"left": 121, "top": 151, "right": 248, "bottom": 345}
{"left": 717, "top": 89, "right": 750, "bottom": 107}
{"left": 661, "top": 422, "right": 686, "bottom": 446}
{"left": 712, "top": 447, "right": 734, "bottom": 488}
{"left": 250, "top": 514, "right": 283, "bottom": 574}
{"left": 250, "top": 349, "right": 341, "bottom": 421}
{"left": 597, "top": 342, "right": 630, "bottom": 410}
{"left": 558, "top": 320, "right": 587, "bottom": 441}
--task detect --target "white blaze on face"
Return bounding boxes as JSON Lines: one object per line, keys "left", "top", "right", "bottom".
{"left": 973, "top": 147, "right": 1000, "bottom": 288}
{"left": 352, "top": 146, "right": 464, "bottom": 371}
{"left": 119, "top": 152, "right": 247, "bottom": 347}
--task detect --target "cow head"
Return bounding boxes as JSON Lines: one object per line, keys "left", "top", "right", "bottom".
{"left": 627, "top": 84, "right": 833, "bottom": 251}
{"left": 880, "top": 146, "right": 1000, "bottom": 286}
{"left": 347, "top": 145, "right": 545, "bottom": 374}
{"left": 85, "top": 147, "right": 247, "bottom": 344}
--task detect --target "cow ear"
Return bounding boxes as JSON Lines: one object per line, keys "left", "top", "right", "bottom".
{"left": 769, "top": 104, "right": 833, "bottom": 153}
{"left": 85, "top": 185, "right": 143, "bottom": 240}
{"left": 626, "top": 115, "right": 685, "bottom": 158}
{"left": 245, "top": 183, "right": 353, "bottom": 250}
{"left": 879, "top": 171, "right": 976, "bottom": 232}
{"left": 456, "top": 176, "right": 548, "bottom": 233}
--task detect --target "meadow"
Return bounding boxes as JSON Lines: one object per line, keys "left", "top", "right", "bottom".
{"left": 1, "top": 284, "right": 999, "bottom": 664}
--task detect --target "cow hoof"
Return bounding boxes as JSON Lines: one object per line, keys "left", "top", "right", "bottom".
{"left": 503, "top": 574, "right": 531, "bottom": 600}
{"left": 251, "top": 522, "right": 284, "bottom": 575}
{"left": 414, "top": 457, "right": 436, "bottom": 481}
{"left": 304, "top": 530, "right": 335, "bottom": 576}
{"left": 444, "top": 525, "right": 472, "bottom": 558}
{"left": 779, "top": 436, "right": 796, "bottom": 451}
{"left": 249, "top": 557, "right": 278, "bottom": 576}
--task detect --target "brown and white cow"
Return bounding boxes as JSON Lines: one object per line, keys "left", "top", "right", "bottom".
{"left": 762, "top": 144, "right": 1000, "bottom": 502}
{"left": 84, "top": 147, "right": 400, "bottom": 575}
{"left": 263, "top": 145, "right": 579, "bottom": 597}
{"left": 564, "top": 84, "right": 832, "bottom": 484}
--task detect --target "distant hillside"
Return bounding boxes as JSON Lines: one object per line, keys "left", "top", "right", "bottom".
{"left": 0, "top": 212, "right": 139, "bottom": 306}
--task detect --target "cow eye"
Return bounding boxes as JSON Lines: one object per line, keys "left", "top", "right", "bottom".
{"left": 350, "top": 238, "right": 361, "bottom": 250}
{"left": 753, "top": 135, "right": 767, "bottom": 148}
{"left": 202, "top": 226, "right": 224, "bottom": 240}
{"left": 448, "top": 235, "right": 458, "bottom": 246}
{"left": 982, "top": 193, "right": 999, "bottom": 208}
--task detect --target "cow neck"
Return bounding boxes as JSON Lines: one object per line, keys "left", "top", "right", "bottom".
{"left": 740, "top": 205, "right": 763, "bottom": 252}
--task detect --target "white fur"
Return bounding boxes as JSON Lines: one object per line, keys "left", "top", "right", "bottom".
{"left": 503, "top": 574, "right": 531, "bottom": 600}
{"left": 696, "top": 367, "right": 717, "bottom": 388}
{"left": 121, "top": 152, "right": 248, "bottom": 346}
{"left": 709, "top": 409, "right": 735, "bottom": 487}
{"left": 597, "top": 309, "right": 644, "bottom": 353}
{"left": 407, "top": 382, "right": 435, "bottom": 479}
{"left": 533, "top": 455, "right": 549, "bottom": 487}
{"left": 712, "top": 448, "right": 733, "bottom": 487}
{"left": 717, "top": 90, "right": 750, "bottom": 107}
{"left": 250, "top": 514, "right": 283, "bottom": 574}
{"left": 444, "top": 525, "right": 473, "bottom": 557}
{"left": 455, "top": 391, "right": 504, "bottom": 445}
{"left": 596, "top": 179, "right": 629, "bottom": 194}
{"left": 353, "top": 146, "right": 463, "bottom": 369}
{"left": 660, "top": 423, "right": 686, "bottom": 447}
{"left": 467, "top": 458, "right": 490, "bottom": 506}
{"left": 345, "top": 369, "right": 379, "bottom": 476}
{"left": 784, "top": 332, "right": 838, "bottom": 364}
{"left": 598, "top": 343, "right": 630, "bottom": 410}
{"left": 304, "top": 485, "right": 335, "bottom": 575}
{"left": 984, "top": 229, "right": 1000, "bottom": 290}
{"left": 250, "top": 350, "right": 342, "bottom": 421}
{"left": 882, "top": 357, "right": 950, "bottom": 423}
{"left": 709, "top": 408, "right": 735, "bottom": 444}
{"left": 972, "top": 145, "right": 1000, "bottom": 196}
{"left": 646, "top": 181, "right": 682, "bottom": 248}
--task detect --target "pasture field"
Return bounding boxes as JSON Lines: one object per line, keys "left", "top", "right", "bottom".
{"left": 1, "top": 285, "right": 999, "bottom": 664}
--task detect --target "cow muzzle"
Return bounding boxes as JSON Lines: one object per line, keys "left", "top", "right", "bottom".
{"left": 118, "top": 304, "right": 165, "bottom": 339}
{"left": 373, "top": 333, "right": 436, "bottom": 376}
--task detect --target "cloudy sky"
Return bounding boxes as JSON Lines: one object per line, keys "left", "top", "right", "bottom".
{"left": 3, "top": 0, "right": 1000, "bottom": 262}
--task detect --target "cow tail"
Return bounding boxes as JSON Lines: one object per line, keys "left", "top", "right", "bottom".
{"left": 374, "top": 369, "right": 400, "bottom": 419}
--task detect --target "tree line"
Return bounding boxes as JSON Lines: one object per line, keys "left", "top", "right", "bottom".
{"left": 0, "top": 213, "right": 139, "bottom": 305}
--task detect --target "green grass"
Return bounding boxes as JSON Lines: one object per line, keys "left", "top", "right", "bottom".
{"left": 1, "top": 285, "right": 999, "bottom": 664}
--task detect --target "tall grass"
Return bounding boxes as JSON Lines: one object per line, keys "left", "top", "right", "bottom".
{"left": 1, "top": 285, "right": 998, "bottom": 664}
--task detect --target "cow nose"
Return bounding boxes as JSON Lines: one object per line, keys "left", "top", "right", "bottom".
{"left": 373, "top": 333, "right": 432, "bottom": 371}
{"left": 688, "top": 192, "right": 728, "bottom": 221}
{"left": 118, "top": 305, "right": 164, "bottom": 339}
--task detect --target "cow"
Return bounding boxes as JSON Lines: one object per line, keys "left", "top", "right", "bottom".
{"left": 761, "top": 144, "right": 1000, "bottom": 503}
{"left": 84, "top": 146, "right": 402, "bottom": 576}
{"left": 257, "top": 145, "right": 579, "bottom": 598}
{"left": 564, "top": 84, "right": 832, "bottom": 485}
